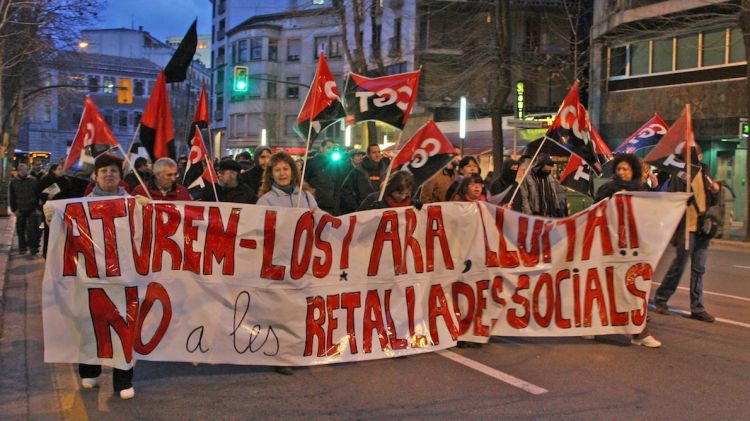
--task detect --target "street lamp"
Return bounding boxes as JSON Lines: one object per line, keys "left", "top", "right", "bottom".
{"left": 78, "top": 40, "right": 89, "bottom": 49}
{"left": 459, "top": 96, "right": 467, "bottom": 156}
{"left": 261, "top": 128, "right": 267, "bottom": 146}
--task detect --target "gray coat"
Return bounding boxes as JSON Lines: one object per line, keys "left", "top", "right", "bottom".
{"left": 257, "top": 185, "right": 317, "bottom": 209}
{"left": 516, "top": 170, "right": 565, "bottom": 217}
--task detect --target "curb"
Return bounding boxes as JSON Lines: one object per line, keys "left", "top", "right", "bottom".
{"left": 0, "top": 216, "right": 14, "bottom": 300}
{"left": 710, "top": 238, "right": 750, "bottom": 252}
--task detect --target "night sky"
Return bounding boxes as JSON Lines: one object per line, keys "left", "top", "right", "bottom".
{"left": 93, "top": 0, "right": 212, "bottom": 41}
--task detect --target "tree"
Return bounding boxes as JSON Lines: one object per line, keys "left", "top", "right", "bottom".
{"left": 741, "top": 0, "right": 750, "bottom": 240}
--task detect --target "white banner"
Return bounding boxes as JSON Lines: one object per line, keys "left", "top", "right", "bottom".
{"left": 42, "top": 192, "right": 688, "bottom": 368}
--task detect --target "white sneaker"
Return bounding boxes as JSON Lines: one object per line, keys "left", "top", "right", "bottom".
{"left": 81, "top": 378, "right": 98, "bottom": 389}
{"left": 119, "top": 387, "right": 135, "bottom": 400}
{"left": 631, "top": 335, "right": 662, "bottom": 348}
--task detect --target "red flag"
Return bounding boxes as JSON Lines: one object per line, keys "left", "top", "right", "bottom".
{"left": 63, "top": 96, "right": 119, "bottom": 173}
{"left": 390, "top": 120, "right": 457, "bottom": 187}
{"left": 560, "top": 155, "right": 594, "bottom": 197}
{"left": 187, "top": 82, "right": 210, "bottom": 143}
{"left": 183, "top": 126, "right": 217, "bottom": 191}
{"left": 293, "top": 52, "right": 345, "bottom": 143}
{"left": 644, "top": 105, "right": 698, "bottom": 175}
{"left": 591, "top": 126, "right": 611, "bottom": 157}
{"left": 140, "top": 71, "right": 175, "bottom": 160}
{"left": 342, "top": 69, "right": 421, "bottom": 130}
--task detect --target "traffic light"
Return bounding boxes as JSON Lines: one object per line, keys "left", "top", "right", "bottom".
{"left": 234, "top": 66, "right": 249, "bottom": 92}
{"left": 117, "top": 78, "right": 133, "bottom": 104}
{"left": 331, "top": 149, "right": 342, "bottom": 161}
{"left": 740, "top": 119, "right": 749, "bottom": 138}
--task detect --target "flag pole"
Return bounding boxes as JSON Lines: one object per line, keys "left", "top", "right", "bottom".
{"left": 124, "top": 123, "right": 141, "bottom": 173}
{"left": 507, "top": 135, "right": 548, "bottom": 208}
{"left": 195, "top": 124, "right": 219, "bottom": 201}
{"left": 377, "top": 130, "right": 405, "bottom": 201}
{"left": 116, "top": 143, "right": 152, "bottom": 200}
{"left": 296, "top": 60, "right": 322, "bottom": 208}
{"left": 685, "top": 104, "right": 692, "bottom": 250}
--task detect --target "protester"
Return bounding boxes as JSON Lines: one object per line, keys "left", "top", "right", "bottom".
{"left": 176, "top": 155, "right": 188, "bottom": 181}
{"left": 235, "top": 151, "right": 252, "bottom": 172}
{"left": 38, "top": 164, "right": 73, "bottom": 257}
{"left": 131, "top": 157, "right": 192, "bottom": 200}
{"left": 653, "top": 152, "right": 720, "bottom": 323}
{"left": 488, "top": 158, "right": 521, "bottom": 207}
{"left": 593, "top": 153, "right": 661, "bottom": 348}
{"left": 240, "top": 145, "right": 272, "bottom": 196}
{"left": 452, "top": 173, "right": 487, "bottom": 202}
{"left": 445, "top": 156, "right": 481, "bottom": 201}
{"left": 641, "top": 162, "right": 659, "bottom": 190}
{"left": 30, "top": 160, "right": 46, "bottom": 179}
{"left": 515, "top": 153, "right": 565, "bottom": 217}
{"left": 340, "top": 144, "right": 389, "bottom": 214}
{"left": 420, "top": 158, "right": 458, "bottom": 203}
{"left": 201, "top": 159, "right": 256, "bottom": 203}
{"left": 307, "top": 138, "right": 347, "bottom": 215}
{"left": 123, "top": 157, "right": 153, "bottom": 191}
{"left": 63, "top": 153, "right": 136, "bottom": 399}
{"left": 9, "top": 163, "right": 41, "bottom": 255}
{"left": 358, "top": 170, "right": 417, "bottom": 211}
{"left": 257, "top": 151, "right": 317, "bottom": 210}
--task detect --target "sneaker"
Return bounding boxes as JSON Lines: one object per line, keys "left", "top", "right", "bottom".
{"left": 81, "top": 378, "right": 98, "bottom": 389}
{"left": 274, "top": 366, "right": 294, "bottom": 376}
{"left": 631, "top": 335, "right": 662, "bottom": 348}
{"left": 690, "top": 311, "right": 715, "bottom": 323}
{"left": 119, "top": 387, "right": 135, "bottom": 400}
{"left": 653, "top": 303, "right": 670, "bottom": 315}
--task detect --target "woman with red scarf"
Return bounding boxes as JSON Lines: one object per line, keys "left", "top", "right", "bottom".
{"left": 358, "top": 170, "right": 418, "bottom": 211}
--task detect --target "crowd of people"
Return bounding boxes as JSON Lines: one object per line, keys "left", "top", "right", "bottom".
{"left": 7, "top": 139, "right": 721, "bottom": 399}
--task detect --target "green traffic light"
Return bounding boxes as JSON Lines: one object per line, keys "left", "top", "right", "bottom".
{"left": 331, "top": 151, "right": 342, "bottom": 161}
{"left": 236, "top": 80, "right": 247, "bottom": 91}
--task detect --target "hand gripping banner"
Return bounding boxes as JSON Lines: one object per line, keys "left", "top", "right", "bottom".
{"left": 43, "top": 193, "right": 688, "bottom": 369}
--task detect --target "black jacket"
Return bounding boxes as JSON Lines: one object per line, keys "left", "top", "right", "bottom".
{"left": 38, "top": 174, "right": 74, "bottom": 205}
{"left": 239, "top": 166, "right": 264, "bottom": 197}
{"left": 340, "top": 157, "right": 389, "bottom": 214}
{"left": 201, "top": 183, "right": 257, "bottom": 204}
{"left": 9, "top": 175, "right": 40, "bottom": 212}
{"left": 306, "top": 154, "right": 348, "bottom": 215}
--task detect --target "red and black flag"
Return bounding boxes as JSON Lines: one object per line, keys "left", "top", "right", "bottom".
{"left": 183, "top": 125, "right": 217, "bottom": 192}
{"left": 525, "top": 81, "right": 599, "bottom": 171}
{"left": 63, "top": 96, "right": 120, "bottom": 179}
{"left": 560, "top": 126, "right": 610, "bottom": 197}
{"left": 140, "top": 70, "right": 175, "bottom": 160}
{"left": 293, "top": 52, "right": 345, "bottom": 144}
{"left": 390, "top": 120, "right": 457, "bottom": 188}
{"left": 164, "top": 19, "right": 198, "bottom": 83}
{"left": 342, "top": 69, "right": 421, "bottom": 130}
{"left": 187, "top": 82, "right": 209, "bottom": 143}
{"left": 644, "top": 105, "right": 700, "bottom": 177}
{"left": 613, "top": 113, "right": 669, "bottom": 155}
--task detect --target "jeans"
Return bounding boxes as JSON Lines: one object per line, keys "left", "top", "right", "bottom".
{"left": 15, "top": 211, "right": 41, "bottom": 253}
{"left": 79, "top": 364, "right": 134, "bottom": 392}
{"left": 655, "top": 232, "right": 709, "bottom": 313}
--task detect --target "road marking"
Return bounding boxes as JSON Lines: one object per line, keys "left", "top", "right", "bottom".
{"left": 651, "top": 305, "right": 750, "bottom": 329}
{"left": 650, "top": 282, "right": 750, "bottom": 303}
{"left": 734, "top": 265, "right": 750, "bottom": 270}
{"left": 437, "top": 350, "right": 548, "bottom": 395}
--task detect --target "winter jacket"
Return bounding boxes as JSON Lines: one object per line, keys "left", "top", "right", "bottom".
{"left": 306, "top": 154, "right": 348, "bottom": 215}
{"left": 257, "top": 185, "right": 317, "bottom": 209}
{"left": 38, "top": 174, "right": 74, "bottom": 204}
{"left": 340, "top": 157, "right": 389, "bottom": 214}
{"left": 516, "top": 168, "right": 565, "bottom": 217}
{"left": 239, "top": 166, "right": 264, "bottom": 197}
{"left": 201, "top": 183, "right": 257, "bottom": 204}
{"left": 124, "top": 170, "right": 153, "bottom": 192}
{"left": 594, "top": 178, "right": 648, "bottom": 202}
{"left": 9, "top": 175, "right": 40, "bottom": 213}
{"left": 420, "top": 171, "right": 455, "bottom": 203}
{"left": 131, "top": 179, "right": 192, "bottom": 201}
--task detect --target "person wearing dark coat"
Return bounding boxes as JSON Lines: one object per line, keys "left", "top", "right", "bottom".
{"left": 9, "top": 163, "right": 42, "bottom": 255}
{"left": 306, "top": 139, "right": 348, "bottom": 215}
{"left": 515, "top": 153, "right": 565, "bottom": 217}
{"left": 341, "top": 144, "right": 389, "bottom": 213}
{"left": 357, "top": 170, "right": 418, "bottom": 211}
{"left": 123, "top": 157, "right": 153, "bottom": 192}
{"left": 489, "top": 159, "right": 520, "bottom": 206}
{"left": 239, "top": 145, "right": 272, "bottom": 197}
{"left": 201, "top": 160, "right": 257, "bottom": 204}
{"left": 592, "top": 153, "right": 660, "bottom": 348}
{"left": 38, "top": 164, "right": 74, "bottom": 257}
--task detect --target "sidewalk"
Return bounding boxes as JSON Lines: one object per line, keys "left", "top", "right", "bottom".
{"left": 0, "top": 215, "right": 14, "bottom": 301}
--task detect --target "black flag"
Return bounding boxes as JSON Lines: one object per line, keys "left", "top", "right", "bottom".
{"left": 165, "top": 19, "right": 198, "bottom": 83}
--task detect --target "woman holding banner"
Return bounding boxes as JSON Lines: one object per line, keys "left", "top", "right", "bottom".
{"left": 451, "top": 174, "right": 487, "bottom": 202}
{"left": 594, "top": 153, "right": 661, "bottom": 348}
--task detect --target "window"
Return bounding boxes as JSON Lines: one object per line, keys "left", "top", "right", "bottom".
{"left": 287, "top": 38, "right": 301, "bottom": 61}
{"left": 216, "top": 95, "right": 224, "bottom": 119}
{"left": 525, "top": 17, "right": 541, "bottom": 51}
{"left": 103, "top": 77, "right": 116, "bottom": 94}
{"left": 218, "top": 19, "right": 225, "bottom": 40}
{"left": 43, "top": 104, "right": 51, "bottom": 122}
{"left": 133, "top": 111, "right": 142, "bottom": 127}
{"left": 652, "top": 38, "right": 673, "bottom": 73}
{"left": 72, "top": 106, "right": 82, "bottom": 125}
{"left": 630, "top": 40, "right": 649, "bottom": 76}
{"left": 216, "top": 69, "right": 224, "bottom": 94}
{"left": 233, "top": 39, "right": 247, "bottom": 64}
{"left": 267, "top": 81, "right": 277, "bottom": 99}
{"left": 330, "top": 36, "right": 342, "bottom": 58}
{"left": 676, "top": 33, "right": 698, "bottom": 70}
{"left": 148, "top": 80, "right": 155, "bottom": 94}
{"left": 217, "top": 46, "right": 225, "bottom": 66}
{"left": 730, "top": 27, "right": 744, "bottom": 63}
{"left": 286, "top": 76, "right": 300, "bottom": 99}
{"left": 231, "top": 114, "right": 247, "bottom": 137}
{"left": 118, "top": 110, "right": 128, "bottom": 128}
{"left": 268, "top": 39, "right": 278, "bottom": 61}
{"left": 250, "top": 37, "right": 262, "bottom": 61}
{"left": 103, "top": 109, "right": 113, "bottom": 126}
{"left": 284, "top": 115, "right": 297, "bottom": 136}
{"left": 134, "top": 80, "right": 145, "bottom": 96}
{"left": 315, "top": 36, "right": 328, "bottom": 59}
{"left": 88, "top": 75, "right": 100, "bottom": 92}
{"left": 702, "top": 28, "right": 726, "bottom": 66}
{"left": 247, "top": 114, "right": 261, "bottom": 136}
{"left": 609, "top": 46, "right": 626, "bottom": 77}
{"left": 70, "top": 74, "right": 85, "bottom": 87}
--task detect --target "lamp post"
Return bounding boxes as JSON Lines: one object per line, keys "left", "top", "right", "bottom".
{"left": 459, "top": 96, "right": 467, "bottom": 156}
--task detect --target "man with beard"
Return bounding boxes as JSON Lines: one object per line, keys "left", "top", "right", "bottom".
{"left": 239, "top": 145, "right": 272, "bottom": 197}
{"left": 340, "top": 144, "right": 389, "bottom": 214}
{"left": 201, "top": 159, "right": 256, "bottom": 203}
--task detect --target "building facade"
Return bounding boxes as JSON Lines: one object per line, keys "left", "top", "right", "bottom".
{"left": 589, "top": 0, "right": 746, "bottom": 224}
{"left": 167, "top": 33, "right": 213, "bottom": 69}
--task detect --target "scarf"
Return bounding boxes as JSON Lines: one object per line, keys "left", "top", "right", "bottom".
{"left": 385, "top": 195, "right": 411, "bottom": 208}
{"left": 273, "top": 182, "right": 295, "bottom": 195}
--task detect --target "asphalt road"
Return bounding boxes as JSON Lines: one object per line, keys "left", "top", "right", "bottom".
{"left": 1, "top": 244, "right": 749, "bottom": 420}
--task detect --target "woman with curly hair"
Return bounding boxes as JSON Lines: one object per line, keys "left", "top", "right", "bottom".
{"left": 256, "top": 151, "right": 317, "bottom": 209}
{"left": 452, "top": 173, "right": 487, "bottom": 202}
